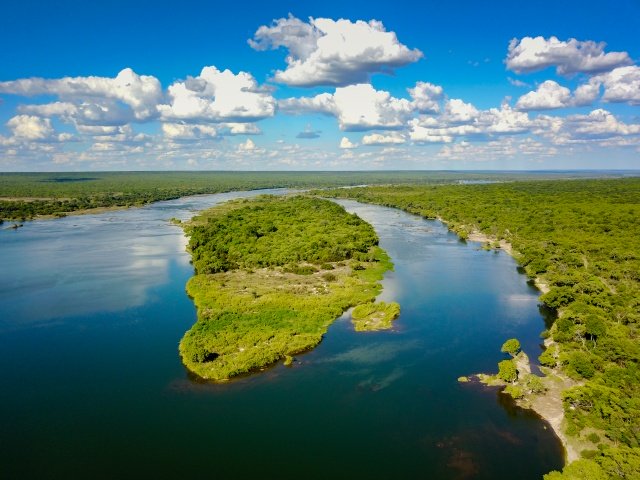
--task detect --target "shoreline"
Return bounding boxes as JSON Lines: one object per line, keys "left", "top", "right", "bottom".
{"left": 461, "top": 226, "right": 576, "bottom": 463}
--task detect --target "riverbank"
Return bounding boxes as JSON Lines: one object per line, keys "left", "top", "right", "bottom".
{"left": 459, "top": 226, "right": 577, "bottom": 462}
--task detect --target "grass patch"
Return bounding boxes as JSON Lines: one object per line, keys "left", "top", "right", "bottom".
{"left": 351, "top": 301, "right": 401, "bottom": 331}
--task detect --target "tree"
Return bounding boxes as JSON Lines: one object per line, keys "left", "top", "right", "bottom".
{"left": 585, "top": 315, "right": 607, "bottom": 347}
{"left": 498, "top": 359, "right": 518, "bottom": 383}
{"left": 543, "top": 459, "right": 608, "bottom": 480}
{"left": 501, "top": 338, "right": 521, "bottom": 357}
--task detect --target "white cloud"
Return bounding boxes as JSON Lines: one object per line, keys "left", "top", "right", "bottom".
{"left": 250, "top": 16, "right": 422, "bottom": 87}
{"left": 573, "top": 80, "right": 601, "bottom": 106}
{"left": 238, "top": 138, "right": 256, "bottom": 151}
{"left": 158, "top": 66, "right": 275, "bottom": 122}
{"left": 333, "top": 84, "right": 413, "bottom": 130}
{"left": 7, "top": 115, "right": 54, "bottom": 140}
{"left": 443, "top": 99, "right": 479, "bottom": 124}
{"left": 219, "top": 123, "right": 262, "bottom": 135}
{"left": 566, "top": 109, "right": 640, "bottom": 138}
{"left": 280, "top": 84, "right": 413, "bottom": 131}
{"left": 408, "top": 82, "right": 443, "bottom": 113}
{"left": 408, "top": 118, "right": 477, "bottom": 143}
{"left": 279, "top": 93, "right": 335, "bottom": 116}
{"left": 362, "top": 132, "right": 406, "bottom": 146}
{"left": 161, "top": 123, "right": 218, "bottom": 140}
{"left": 516, "top": 79, "right": 604, "bottom": 111}
{"left": 478, "top": 103, "right": 533, "bottom": 134}
{"left": 596, "top": 66, "right": 640, "bottom": 105}
{"left": 339, "top": 137, "right": 357, "bottom": 149}
{"left": 515, "top": 80, "right": 572, "bottom": 110}
{"left": 0, "top": 68, "right": 162, "bottom": 120}
{"left": 437, "top": 137, "right": 558, "bottom": 161}
{"left": 506, "top": 36, "right": 632, "bottom": 75}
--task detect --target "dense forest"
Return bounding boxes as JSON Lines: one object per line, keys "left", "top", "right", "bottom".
{"left": 0, "top": 170, "right": 623, "bottom": 221}
{"left": 180, "top": 195, "right": 395, "bottom": 380}
{"left": 321, "top": 179, "right": 640, "bottom": 479}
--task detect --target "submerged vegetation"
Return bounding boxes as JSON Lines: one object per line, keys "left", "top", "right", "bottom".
{"left": 322, "top": 178, "right": 640, "bottom": 477}
{"left": 180, "top": 195, "right": 395, "bottom": 380}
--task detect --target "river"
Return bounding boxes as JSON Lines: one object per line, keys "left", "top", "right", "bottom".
{"left": 0, "top": 191, "right": 563, "bottom": 479}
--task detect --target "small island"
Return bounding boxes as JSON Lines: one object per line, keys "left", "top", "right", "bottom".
{"left": 179, "top": 195, "right": 398, "bottom": 381}
{"left": 351, "top": 301, "right": 401, "bottom": 331}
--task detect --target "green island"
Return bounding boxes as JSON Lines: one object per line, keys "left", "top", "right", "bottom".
{"left": 351, "top": 301, "right": 401, "bottom": 331}
{"left": 321, "top": 178, "right": 640, "bottom": 479}
{"left": 179, "top": 195, "right": 397, "bottom": 381}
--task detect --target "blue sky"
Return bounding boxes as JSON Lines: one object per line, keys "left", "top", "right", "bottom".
{"left": 1, "top": 0, "right": 639, "bottom": 171}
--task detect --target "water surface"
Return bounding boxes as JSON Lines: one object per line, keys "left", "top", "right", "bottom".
{"left": 0, "top": 192, "right": 563, "bottom": 479}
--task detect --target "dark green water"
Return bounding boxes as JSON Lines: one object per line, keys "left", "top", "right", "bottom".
{"left": 0, "top": 192, "right": 563, "bottom": 479}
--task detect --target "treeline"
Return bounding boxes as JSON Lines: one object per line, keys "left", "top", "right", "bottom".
{"left": 0, "top": 171, "right": 622, "bottom": 221}
{"left": 321, "top": 178, "right": 640, "bottom": 478}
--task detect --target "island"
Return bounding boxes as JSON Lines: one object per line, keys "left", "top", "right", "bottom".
{"left": 179, "top": 195, "right": 399, "bottom": 381}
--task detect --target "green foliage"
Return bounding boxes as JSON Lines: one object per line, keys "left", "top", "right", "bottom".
{"left": 539, "top": 344, "right": 559, "bottom": 368}
{"left": 501, "top": 338, "right": 521, "bottom": 357}
{"left": 567, "top": 351, "right": 596, "bottom": 379}
{"left": 523, "top": 374, "right": 547, "bottom": 394}
{"left": 186, "top": 196, "right": 379, "bottom": 274}
{"left": 179, "top": 196, "right": 394, "bottom": 380}
{"left": 323, "top": 179, "right": 640, "bottom": 466}
{"left": 351, "top": 301, "right": 401, "bottom": 331}
{"left": 504, "top": 384, "right": 524, "bottom": 399}
{"left": 543, "top": 459, "right": 608, "bottom": 480}
{"left": 595, "top": 446, "right": 640, "bottom": 479}
{"left": 498, "top": 359, "right": 518, "bottom": 383}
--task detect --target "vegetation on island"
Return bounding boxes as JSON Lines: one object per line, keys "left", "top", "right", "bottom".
{"left": 179, "top": 195, "right": 395, "bottom": 380}
{"left": 351, "top": 301, "right": 401, "bottom": 331}
{"left": 321, "top": 178, "right": 640, "bottom": 478}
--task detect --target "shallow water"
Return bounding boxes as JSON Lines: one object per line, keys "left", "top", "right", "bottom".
{"left": 0, "top": 192, "right": 562, "bottom": 479}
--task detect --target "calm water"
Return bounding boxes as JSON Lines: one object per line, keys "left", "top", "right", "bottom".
{"left": 0, "top": 192, "right": 563, "bottom": 479}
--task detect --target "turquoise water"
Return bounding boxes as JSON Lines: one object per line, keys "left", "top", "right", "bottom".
{"left": 0, "top": 192, "right": 562, "bottom": 479}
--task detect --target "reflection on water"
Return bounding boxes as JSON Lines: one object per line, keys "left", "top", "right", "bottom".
{"left": 0, "top": 189, "right": 289, "bottom": 330}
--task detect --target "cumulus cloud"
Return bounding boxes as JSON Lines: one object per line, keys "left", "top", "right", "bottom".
{"left": 408, "top": 82, "right": 443, "bottom": 113}
{"left": 0, "top": 68, "right": 162, "bottom": 121}
{"left": 161, "top": 123, "right": 219, "bottom": 140}
{"left": 218, "top": 123, "right": 262, "bottom": 135}
{"left": 596, "top": 66, "right": 640, "bottom": 105}
{"left": 237, "top": 138, "right": 257, "bottom": 151}
{"left": 506, "top": 36, "right": 632, "bottom": 75}
{"left": 515, "top": 80, "right": 572, "bottom": 110}
{"left": 250, "top": 16, "right": 423, "bottom": 87}
{"left": 158, "top": 66, "right": 275, "bottom": 122}
{"left": 7, "top": 115, "right": 55, "bottom": 140}
{"left": 477, "top": 103, "right": 533, "bottom": 134}
{"left": 339, "top": 137, "right": 357, "bottom": 149}
{"left": 443, "top": 99, "right": 479, "bottom": 124}
{"left": 565, "top": 109, "right": 640, "bottom": 139}
{"left": 280, "top": 84, "right": 413, "bottom": 131}
{"left": 362, "top": 132, "right": 406, "bottom": 146}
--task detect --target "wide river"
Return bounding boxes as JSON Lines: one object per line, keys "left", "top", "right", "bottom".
{"left": 0, "top": 190, "right": 563, "bottom": 479}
